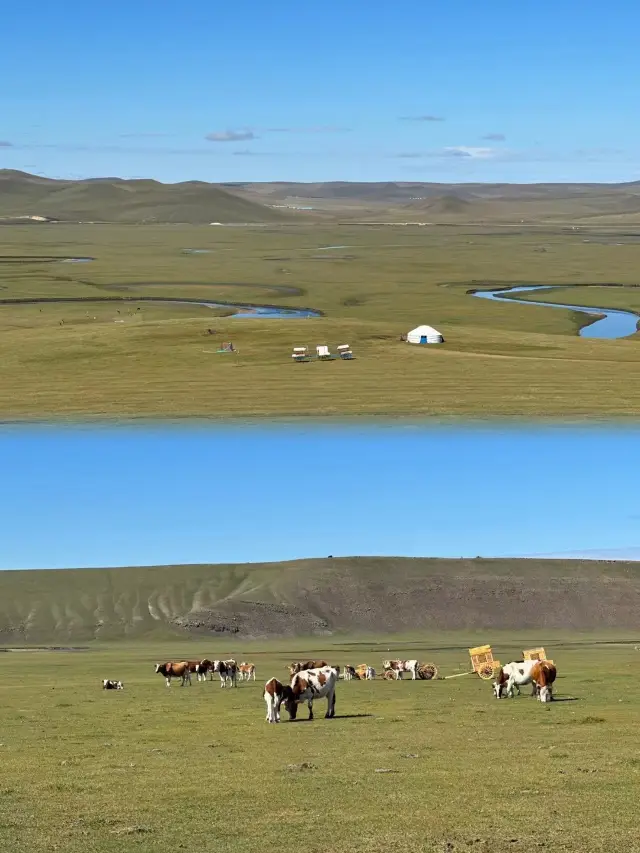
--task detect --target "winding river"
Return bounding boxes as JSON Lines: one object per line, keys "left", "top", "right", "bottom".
{"left": 471, "top": 285, "right": 640, "bottom": 339}
{"left": 3, "top": 255, "right": 639, "bottom": 333}
{"left": 0, "top": 294, "right": 321, "bottom": 319}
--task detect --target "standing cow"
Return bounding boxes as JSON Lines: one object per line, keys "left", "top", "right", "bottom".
{"left": 213, "top": 660, "right": 238, "bottom": 688}
{"left": 264, "top": 677, "right": 289, "bottom": 723}
{"left": 284, "top": 666, "right": 338, "bottom": 721}
{"left": 154, "top": 661, "right": 191, "bottom": 688}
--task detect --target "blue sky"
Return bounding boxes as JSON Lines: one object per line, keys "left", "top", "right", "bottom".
{"left": 1, "top": 0, "right": 639, "bottom": 184}
{"left": 1, "top": 423, "right": 639, "bottom": 570}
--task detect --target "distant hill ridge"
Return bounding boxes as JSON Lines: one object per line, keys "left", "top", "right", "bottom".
{"left": 0, "top": 169, "right": 291, "bottom": 224}
{"left": 1, "top": 556, "right": 640, "bottom": 643}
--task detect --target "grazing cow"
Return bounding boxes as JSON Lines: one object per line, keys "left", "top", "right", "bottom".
{"left": 383, "top": 659, "right": 405, "bottom": 680}
{"left": 492, "top": 660, "right": 536, "bottom": 699}
{"left": 154, "top": 661, "right": 191, "bottom": 688}
{"left": 102, "top": 679, "right": 123, "bottom": 690}
{"left": 531, "top": 660, "right": 557, "bottom": 703}
{"left": 264, "top": 677, "right": 290, "bottom": 723}
{"left": 288, "top": 659, "right": 328, "bottom": 676}
{"left": 343, "top": 665, "right": 358, "bottom": 681}
{"left": 239, "top": 662, "right": 256, "bottom": 681}
{"left": 213, "top": 659, "right": 238, "bottom": 688}
{"left": 284, "top": 666, "right": 338, "bottom": 721}
{"left": 493, "top": 659, "right": 557, "bottom": 701}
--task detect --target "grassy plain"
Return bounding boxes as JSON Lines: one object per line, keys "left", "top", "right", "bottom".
{"left": 1, "top": 636, "right": 639, "bottom": 853}
{"left": 1, "top": 224, "right": 640, "bottom": 420}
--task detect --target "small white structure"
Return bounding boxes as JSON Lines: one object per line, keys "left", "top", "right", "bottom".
{"left": 337, "top": 344, "right": 353, "bottom": 360}
{"left": 292, "top": 346, "right": 308, "bottom": 362}
{"left": 406, "top": 325, "right": 444, "bottom": 345}
{"left": 316, "top": 345, "right": 332, "bottom": 359}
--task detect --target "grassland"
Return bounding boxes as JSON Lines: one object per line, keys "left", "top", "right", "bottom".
{"left": 3, "top": 557, "right": 640, "bottom": 644}
{"left": 1, "top": 635, "right": 639, "bottom": 853}
{"left": 1, "top": 223, "right": 640, "bottom": 420}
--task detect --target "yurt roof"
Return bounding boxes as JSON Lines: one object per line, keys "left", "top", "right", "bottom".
{"left": 408, "top": 324, "right": 441, "bottom": 335}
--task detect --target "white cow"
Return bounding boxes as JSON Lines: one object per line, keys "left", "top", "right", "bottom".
{"left": 284, "top": 666, "right": 338, "bottom": 721}
{"left": 264, "top": 677, "right": 287, "bottom": 723}
{"left": 365, "top": 666, "right": 376, "bottom": 680}
{"left": 492, "top": 660, "right": 538, "bottom": 699}
{"left": 403, "top": 659, "right": 420, "bottom": 680}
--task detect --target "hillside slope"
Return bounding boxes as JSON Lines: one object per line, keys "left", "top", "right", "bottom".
{"left": 1, "top": 557, "right": 640, "bottom": 643}
{"left": 0, "top": 170, "right": 290, "bottom": 224}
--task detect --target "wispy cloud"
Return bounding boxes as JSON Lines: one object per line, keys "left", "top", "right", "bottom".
{"left": 264, "top": 125, "right": 350, "bottom": 134}
{"left": 119, "top": 132, "right": 173, "bottom": 139}
{"left": 205, "top": 130, "right": 257, "bottom": 142}
{"left": 399, "top": 115, "right": 445, "bottom": 122}
{"left": 393, "top": 152, "right": 425, "bottom": 159}
{"left": 482, "top": 133, "right": 506, "bottom": 141}
{"left": 514, "top": 547, "right": 640, "bottom": 561}
{"left": 0, "top": 140, "right": 13, "bottom": 148}
{"left": 233, "top": 149, "right": 282, "bottom": 157}
{"left": 441, "top": 146, "right": 498, "bottom": 159}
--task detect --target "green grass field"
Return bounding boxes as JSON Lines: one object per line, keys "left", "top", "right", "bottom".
{"left": 2, "top": 224, "right": 640, "bottom": 420}
{"left": 1, "top": 635, "right": 639, "bottom": 853}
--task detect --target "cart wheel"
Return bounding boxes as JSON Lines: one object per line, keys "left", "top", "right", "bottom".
{"left": 477, "top": 664, "right": 495, "bottom": 680}
{"left": 419, "top": 663, "right": 438, "bottom": 680}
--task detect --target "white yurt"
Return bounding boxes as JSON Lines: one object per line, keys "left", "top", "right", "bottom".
{"left": 406, "top": 324, "right": 444, "bottom": 344}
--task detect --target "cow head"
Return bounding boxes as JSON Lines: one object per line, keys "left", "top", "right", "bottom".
{"left": 282, "top": 685, "right": 298, "bottom": 720}
{"left": 492, "top": 668, "right": 506, "bottom": 698}
{"left": 116, "top": 681, "right": 123, "bottom": 690}
{"left": 154, "top": 663, "right": 162, "bottom": 674}
{"left": 539, "top": 685, "right": 553, "bottom": 703}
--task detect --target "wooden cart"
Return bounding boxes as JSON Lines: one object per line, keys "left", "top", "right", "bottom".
{"left": 523, "top": 647, "right": 554, "bottom": 665}
{"left": 469, "top": 644, "right": 502, "bottom": 680}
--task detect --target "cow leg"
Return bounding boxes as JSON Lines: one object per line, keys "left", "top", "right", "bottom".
{"left": 165, "top": 676, "right": 171, "bottom": 688}
{"left": 326, "top": 690, "right": 336, "bottom": 718}
{"left": 307, "top": 700, "right": 314, "bottom": 720}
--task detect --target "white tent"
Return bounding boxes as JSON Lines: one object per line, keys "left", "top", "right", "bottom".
{"left": 406, "top": 324, "right": 444, "bottom": 344}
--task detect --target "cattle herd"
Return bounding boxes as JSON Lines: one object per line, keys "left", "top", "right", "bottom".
{"left": 101, "top": 654, "right": 559, "bottom": 720}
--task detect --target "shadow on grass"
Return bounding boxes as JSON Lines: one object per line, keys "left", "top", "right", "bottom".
{"left": 287, "top": 713, "right": 374, "bottom": 722}
{"left": 552, "top": 697, "right": 581, "bottom": 703}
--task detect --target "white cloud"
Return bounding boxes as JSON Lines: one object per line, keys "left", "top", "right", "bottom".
{"left": 205, "top": 130, "right": 257, "bottom": 142}
{"left": 442, "top": 146, "right": 498, "bottom": 159}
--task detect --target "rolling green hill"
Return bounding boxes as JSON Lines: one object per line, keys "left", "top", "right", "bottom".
{"left": 2, "top": 556, "right": 640, "bottom": 644}
{"left": 0, "top": 170, "right": 291, "bottom": 224}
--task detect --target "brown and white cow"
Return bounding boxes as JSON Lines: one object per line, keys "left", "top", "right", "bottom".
{"left": 154, "top": 661, "right": 191, "bottom": 688}
{"left": 284, "top": 666, "right": 338, "bottom": 721}
{"left": 532, "top": 660, "right": 557, "bottom": 703}
{"left": 194, "top": 659, "right": 213, "bottom": 682}
{"left": 264, "top": 677, "right": 289, "bottom": 723}
{"left": 288, "top": 659, "right": 329, "bottom": 677}
{"left": 493, "top": 659, "right": 556, "bottom": 702}
{"left": 102, "top": 679, "right": 123, "bottom": 690}
{"left": 383, "top": 659, "right": 405, "bottom": 679}
{"left": 213, "top": 659, "right": 238, "bottom": 688}
{"left": 239, "top": 662, "right": 256, "bottom": 681}
{"left": 343, "top": 665, "right": 359, "bottom": 681}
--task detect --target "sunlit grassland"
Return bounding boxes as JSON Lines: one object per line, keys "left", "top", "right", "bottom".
{"left": 1, "top": 224, "right": 640, "bottom": 420}
{"left": 0, "top": 635, "right": 639, "bottom": 853}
